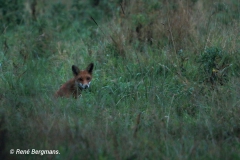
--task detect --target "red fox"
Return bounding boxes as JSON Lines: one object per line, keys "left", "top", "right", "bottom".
{"left": 55, "top": 63, "right": 94, "bottom": 98}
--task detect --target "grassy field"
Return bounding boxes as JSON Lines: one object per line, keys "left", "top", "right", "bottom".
{"left": 0, "top": 0, "right": 240, "bottom": 159}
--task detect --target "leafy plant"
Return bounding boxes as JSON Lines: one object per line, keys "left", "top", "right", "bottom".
{"left": 198, "top": 47, "right": 232, "bottom": 85}
{"left": 0, "top": 0, "right": 24, "bottom": 28}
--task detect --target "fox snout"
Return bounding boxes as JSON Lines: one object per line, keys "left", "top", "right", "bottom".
{"left": 77, "top": 82, "right": 91, "bottom": 89}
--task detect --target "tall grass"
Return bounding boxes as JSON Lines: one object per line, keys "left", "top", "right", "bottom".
{"left": 0, "top": 0, "right": 240, "bottom": 159}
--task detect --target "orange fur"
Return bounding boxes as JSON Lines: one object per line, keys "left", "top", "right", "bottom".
{"left": 55, "top": 63, "right": 94, "bottom": 99}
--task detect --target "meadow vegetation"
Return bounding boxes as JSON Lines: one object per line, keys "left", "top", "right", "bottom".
{"left": 0, "top": 0, "right": 240, "bottom": 159}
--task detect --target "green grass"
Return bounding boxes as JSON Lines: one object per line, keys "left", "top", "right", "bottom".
{"left": 0, "top": 0, "right": 240, "bottom": 159}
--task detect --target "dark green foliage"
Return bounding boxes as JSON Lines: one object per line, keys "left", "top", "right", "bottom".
{"left": 71, "top": 0, "right": 118, "bottom": 26}
{"left": 0, "top": 0, "right": 24, "bottom": 29}
{"left": 198, "top": 47, "right": 234, "bottom": 85}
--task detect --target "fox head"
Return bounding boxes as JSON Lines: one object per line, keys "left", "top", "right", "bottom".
{"left": 72, "top": 63, "right": 94, "bottom": 90}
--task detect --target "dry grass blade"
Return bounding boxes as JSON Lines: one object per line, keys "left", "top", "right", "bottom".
{"left": 133, "top": 113, "right": 141, "bottom": 138}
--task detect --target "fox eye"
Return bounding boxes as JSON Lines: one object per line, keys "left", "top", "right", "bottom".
{"left": 78, "top": 78, "right": 83, "bottom": 81}
{"left": 86, "top": 77, "right": 91, "bottom": 81}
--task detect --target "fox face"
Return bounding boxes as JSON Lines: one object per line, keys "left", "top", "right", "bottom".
{"left": 55, "top": 63, "right": 94, "bottom": 98}
{"left": 72, "top": 63, "right": 94, "bottom": 90}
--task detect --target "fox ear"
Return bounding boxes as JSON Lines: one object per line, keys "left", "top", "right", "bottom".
{"left": 86, "top": 63, "right": 94, "bottom": 74}
{"left": 72, "top": 65, "right": 80, "bottom": 76}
